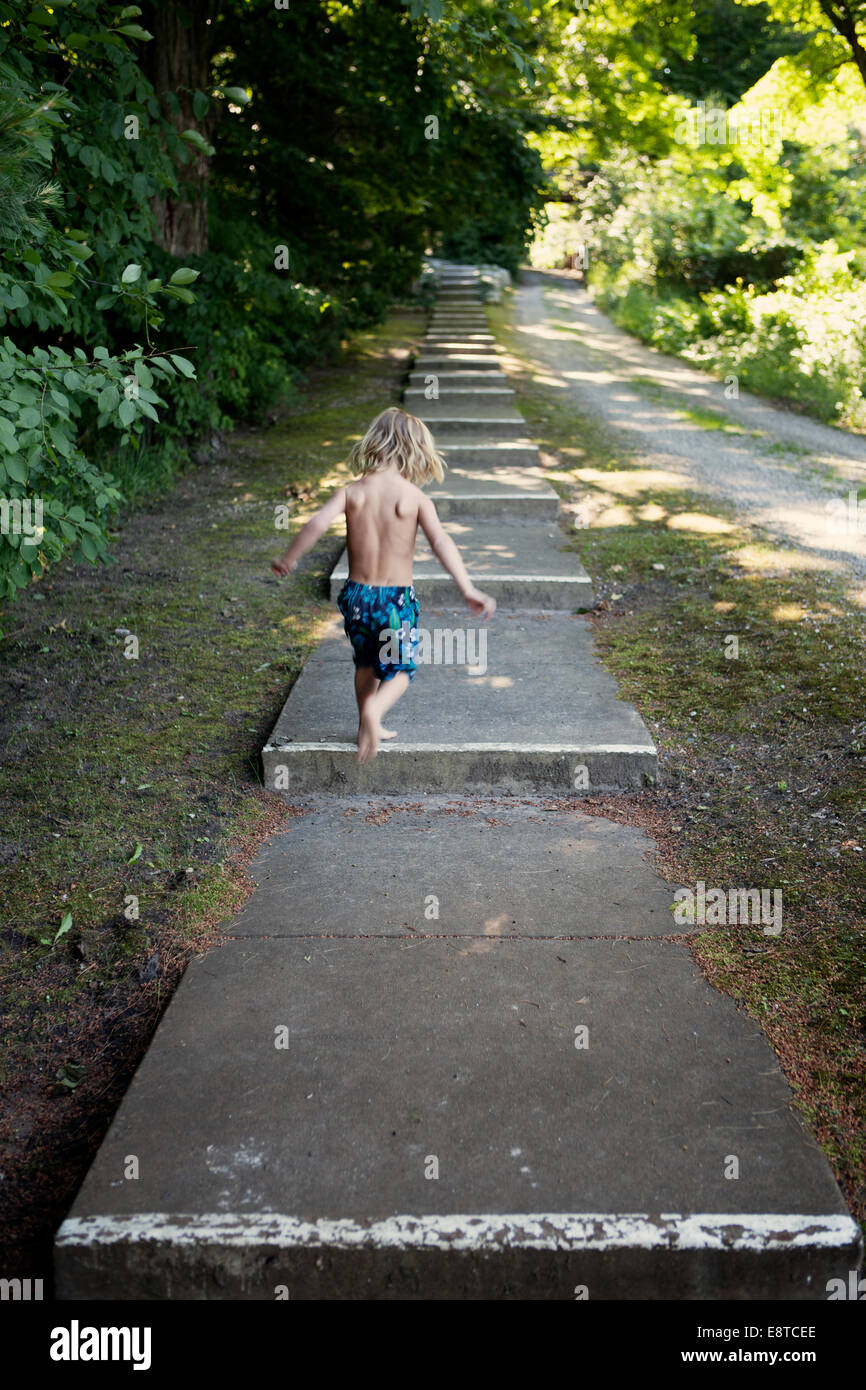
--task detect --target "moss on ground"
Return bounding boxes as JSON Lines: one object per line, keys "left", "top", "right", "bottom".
{"left": 0, "top": 306, "right": 424, "bottom": 1279}
{"left": 490, "top": 289, "right": 866, "bottom": 1229}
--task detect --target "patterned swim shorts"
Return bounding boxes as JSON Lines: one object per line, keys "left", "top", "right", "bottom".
{"left": 336, "top": 579, "right": 421, "bottom": 682}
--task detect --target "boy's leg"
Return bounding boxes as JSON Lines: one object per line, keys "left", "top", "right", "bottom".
{"left": 353, "top": 666, "right": 399, "bottom": 743}
{"left": 357, "top": 672, "right": 410, "bottom": 763}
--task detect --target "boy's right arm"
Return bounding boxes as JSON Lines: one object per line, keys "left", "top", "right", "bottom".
{"left": 271, "top": 487, "right": 347, "bottom": 576}
{"left": 418, "top": 495, "right": 496, "bottom": 619}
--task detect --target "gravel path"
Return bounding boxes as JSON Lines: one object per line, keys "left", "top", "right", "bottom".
{"left": 512, "top": 272, "right": 866, "bottom": 582}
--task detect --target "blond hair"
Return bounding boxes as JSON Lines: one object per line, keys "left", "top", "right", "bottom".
{"left": 347, "top": 407, "right": 446, "bottom": 486}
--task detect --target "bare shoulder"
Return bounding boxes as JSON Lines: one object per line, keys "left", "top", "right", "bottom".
{"left": 395, "top": 476, "right": 426, "bottom": 512}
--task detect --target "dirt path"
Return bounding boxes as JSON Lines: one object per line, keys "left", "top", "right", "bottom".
{"left": 512, "top": 273, "right": 866, "bottom": 584}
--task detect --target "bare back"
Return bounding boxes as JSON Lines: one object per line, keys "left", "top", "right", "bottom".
{"left": 345, "top": 469, "right": 423, "bottom": 585}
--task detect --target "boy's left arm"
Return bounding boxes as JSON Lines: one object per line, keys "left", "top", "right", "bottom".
{"left": 271, "top": 487, "right": 347, "bottom": 576}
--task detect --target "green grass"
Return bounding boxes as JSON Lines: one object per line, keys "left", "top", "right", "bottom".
{"left": 0, "top": 305, "right": 423, "bottom": 1276}
{"left": 492, "top": 289, "right": 866, "bottom": 1227}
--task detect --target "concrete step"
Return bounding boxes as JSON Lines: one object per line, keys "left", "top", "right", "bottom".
{"left": 211, "top": 798, "right": 684, "bottom": 938}
{"left": 54, "top": 926, "right": 859, "bottom": 1297}
{"left": 438, "top": 441, "right": 541, "bottom": 467}
{"left": 404, "top": 388, "right": 516, "bottom": 408}
{"left": 263, "top": 609, "right": 653, "bottom": 794}
{"left": 414, "top": 355, "right": 503, "bottom": 372}
{"left": 428, "top": 324, "right": 489, "bottom": 332}
{"left": 423, "top": 336, "right": 496, "bottom": 347}
{"left": 421, "top": 417, "right": 531, "bottom": 442}
{"left": 329, "top": 518, "right": 592, "bottom": 610}
{"left": 408, "top": 371, "right": 508, "bottom": 388}
{"left": 416, "top": 402, "right": 525, "bottom": 420}
{"left": 427, "top": 467, "right": 559, "bottom": 520}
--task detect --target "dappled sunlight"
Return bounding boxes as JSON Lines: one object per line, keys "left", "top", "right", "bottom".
{"left": 592, "top": 503, "right": 636, "bottom": 527}
{"left": 772, "top": 603, "right": 807, "bottom": 622}
{"left": 732, "top": 545, "right": 846, "bottom": 575}
{"left": 637, "top": 503, "right": 666, "bottom": 521}
{"left": 573, "top": 466, "right": 686, "bottom": 494}
{"left": 483, "top": 914, "right": 511, "bottom": 936}
{"left": 667, "top": 512, "right": 736, "bottom": 535}
{"left": 529, "top": 372, "right": 566, "bottom": 388}
{"left": 467, "top": 674, "right": 514, "bottom": 688}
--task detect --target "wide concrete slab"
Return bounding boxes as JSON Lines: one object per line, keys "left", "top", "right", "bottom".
{"left": 405, "top": 389, "right": 516, "bottom": 409}
{"left": 329, "top": 517, "right": 592, "bottom": 608}
{"left": 438, "top": 441, "right": 542, "bottom": 468}
{"left": 221, "top": 797, "right": 682, "bottom": 938}
{"left": 425, "top": 465, "right": 559, "bottom": 519}
{"left": 423, "top": 336, "right": 496, "bottom": 347}
{"left": 408, "top": 371, "right": 508, "bottom": 387}
{"left": 422, "top": 419, "right": 529, "bottom": 443}
{"left": 414, "top": 361, "right": 504, "bottom": 379}
{"left": 55, "top": 936, "right": 859, "bottom": 1299}
{"left": 262, "top": 609, "right": 656, "bottom": 794}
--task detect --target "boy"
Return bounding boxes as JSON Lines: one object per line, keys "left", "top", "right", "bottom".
{"left": 271, "top": 407, "right": 496, "bottom": 762}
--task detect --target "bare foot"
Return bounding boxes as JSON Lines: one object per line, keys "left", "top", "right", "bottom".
{"left": 357, "top": 709, "right": 381, "bottom": 763}
{"left": 380, "top": 727, "right": 398, "bottom": 741}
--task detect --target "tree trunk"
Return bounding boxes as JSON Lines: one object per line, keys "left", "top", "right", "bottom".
{"left": 818, "top": 1, "right": 866, "bottom": 90}
{"left": 145, "top": 1, "right": 220, "bottom": 257}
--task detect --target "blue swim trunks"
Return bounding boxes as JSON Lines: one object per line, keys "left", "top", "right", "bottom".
{"left": 337, "top": 579, "right": 421, "bottom": 682}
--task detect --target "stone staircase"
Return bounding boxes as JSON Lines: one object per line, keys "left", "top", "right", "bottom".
{"left": 54, "top": 263, "right": 860, "bottom": 1301}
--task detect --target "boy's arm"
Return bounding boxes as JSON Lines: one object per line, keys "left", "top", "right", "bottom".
{"left": 271, "top": 487, "right": 347, "bottom": 576}
{"left": 418, "top": 495, "right": 496, "bottom": 619}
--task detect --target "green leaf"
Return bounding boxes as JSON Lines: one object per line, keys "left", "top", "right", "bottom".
{"left": 118, "top": 398, "right": 136, "bottom": 427}
{"left": 168, "top": 267, "right": 200, "bottom": 286}
{"left": 193, "top": 90, "right": 210, "bottom": 121}
{"left": 55, "top": 1062, "right": 86, "bottom": 1090}
{"left": 53, "top": 912, "right": 73, "bottom": 945}
{"left": 121, "top": 263, "right": 142, "bottom": 285}
{"left": 165, "top": 285, "right": 196, "bottom": 304}
{"left": 0, "top": 420, "right": 20, "bottom": 456}
{"left": 116, "top": 23, "right": 153, "bottom": 41}
{"left": 127, "top": 842, "right": 143, "bottom": 864}
{"left": 180, "top": 129, "right": 215, "bottom": 157}
{"left": 44, "top": 271, "right": 76, "bottom": 290}
{"left": 220, "top": 86, "right": 251, "bottom": 106}
{"left": 170, "top": 354, "right": 196, "bottom": 378}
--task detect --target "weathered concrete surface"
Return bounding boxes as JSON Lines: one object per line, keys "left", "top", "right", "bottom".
{"left": 438, "top": 441, "right": 541, "bottom": 468}
{"left": 55, "top": 263, "right": 859, "bottom": 1302}
{"left": 426, "top": 465, "right": 559, "bottom": 519}
{"left": 414, "top": 354, "right": 502, "bottom": 372}
{"left": 408, "top": 370, "right": 508, "bottom": 387}
{"left": 405, "top": 389, "right": 517, "bottom": 409}
{"left": 262, "top": 609, "right": 656, "bottom": 793}
{"left": 55, "top": 936, "right": 859, "bottom": 1299}
{"left": 218, "top": 797, "right": 683, "bottom": 939}
{"left": 329, "top": 518, "right": 592, "bottom": 608}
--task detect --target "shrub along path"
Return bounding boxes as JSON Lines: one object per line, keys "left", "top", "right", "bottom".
{"left": 53, "top": 267, "right": 860, "bottom": 1300}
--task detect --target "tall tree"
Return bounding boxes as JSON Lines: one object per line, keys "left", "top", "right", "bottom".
{"left": 142, "top": 1, "right": 221, "bottom": 256}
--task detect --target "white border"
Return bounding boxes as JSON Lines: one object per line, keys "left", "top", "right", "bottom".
{"left": 55, "top": 1212, "right": 861, "bottom": 1254}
